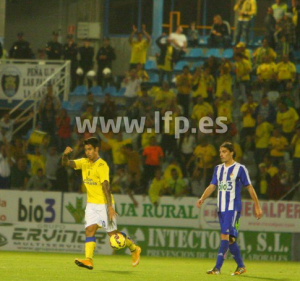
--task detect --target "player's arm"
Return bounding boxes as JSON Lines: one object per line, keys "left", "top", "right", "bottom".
{"left": 102, "top": 180, "right": 117, "bottom": 221}
{"left": 196, "top": 184, "right": 216, "bottom": 208}
{"left": 246, "top": 184, "right": 263, "bottom": 220}
{"left": 62, "top": 146, "right": 76, "bottom": 168}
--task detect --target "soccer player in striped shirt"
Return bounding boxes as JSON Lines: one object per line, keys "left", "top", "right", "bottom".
{"left": 197, "top": 142, "right": 263, "bottom": 275}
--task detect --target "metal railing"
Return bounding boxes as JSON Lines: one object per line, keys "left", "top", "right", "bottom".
{"left": 4, "top": 59, "right": 71, "bottom": 136}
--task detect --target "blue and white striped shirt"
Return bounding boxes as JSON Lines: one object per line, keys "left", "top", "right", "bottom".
{"left": 211, "top": 162, "right": 251, "bottom": 213}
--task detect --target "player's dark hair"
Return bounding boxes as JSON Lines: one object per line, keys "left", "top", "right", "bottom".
{"left": 84, "top": 137, "right": 99, "bottom": 149}
{"left": 220, "top": 142, "right": 235, "bottom": 158}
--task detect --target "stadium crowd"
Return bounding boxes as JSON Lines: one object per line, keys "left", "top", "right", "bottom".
{"left": 1, "top": 0, "right": 300, "bottom": 205}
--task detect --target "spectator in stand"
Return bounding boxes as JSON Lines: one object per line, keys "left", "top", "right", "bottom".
{"left": 9, "top": 32, "right": 32, "bottom": 59}
{"left": 63, "top": 35, "right": 78, "bottom": 91}
{"left": 129, "top": 24, "right": 151, "bottom": 69}
{"left": 192, "top": 67, "right": 215, "bottom": 102}
{"left": 240, "top": 94, "right": 257, "bottom": 147}
{"left": 188, "top": 138, "right": 217, "bottom": 187}
{"left": 40, "top": 84, "right": 61, "bottom": 112}
{"left": 45, "top": 31, "right": 62, "bottom": 60}
{"left": 265, "top": 7, "right": 277, "bottom": 49}
{"left": 142, "top": 136, "right": 164, "bottom": 194}
{"left": 176, "top": 66, "right": 193, "bottom": 117}
{"left": 291, "top": 125, "right": 300, "bottom": 183}
{"left": 275, "top": 35, "right": 291, "bottom": 62}
{"left": 27, "top": 146, "right": 46, "bottom": 176}
{"left": 9, "top": 137, "right": 26, "bottom": 162}
{"left": 99, "top": 93, "right": 116, "bottom": 122}
{"left": 215, "top": 91, "right": 234, "bottom": 125}
{"left": 234, "top": 42, "right": 252, "bottom": 67}
{"left": 0, "top": 142, "right": 11, "bottom": 189}
{"left": 148, "top": 169, "right": 167, "bottom": 206}
{"left": 40, "top": 145, "right": 60, "bottom": 189}
{"left": 0, "top": 112, "right": 32, "bottom": 143}
{"left": 276, "top": 100, "right": 299, "bottom": 141}
{"left": 254, "top": 115, "right": 273, "bottom": 165}
{"left": 257, "top": 56, "right": 277, "bottom": 85}
{"left": 254, "top": 94, "right": 277, "bottom": 123}
{"left": 279, "top": 13, "right": 296, "bottom": 47}
{"left": 26, "top": 168, "right": 52, "bottom": 191}
{"left": 156, "top": 34, "right": 175, "bottom": 85}
{"left": 96, "top": 37, "right": 116, "bottom": 87}
{"left": 161, "top": 98, "right": 181, "bottom": 158}
{"left": 56, "top": 160, "right": 69, "bottom": 192}
{"left": 122, "top": 69, "right": 141, "bottom": 107}
{"left": 81, "top": 92, "right": 99, "bottom": 115}
{"left": 208, "top": 15, "right": 231, "bottom": 48}
{"left": 154, "top": 82, "right": 175, "bottom": 110}
{"left": 253, "top": 39, "right": 277, "bottom": 67}
{"left": 39, "top": 101, "right": 57, "bottom": 142}
{"left": 178, "top": 130, "right": 196, "bottom": 177}
{"left": 272, "top": 0, "right": 288, "bottom": 22}
{"left": 256, "top": 163, "right": 271, "bottom": 199}
{"left": 291, "top": 0, "right": 300, "bottom": 47}
{"left": 169, "top": 25, "right": 187, "bottom": 63}
{"left": 10, "top": 156, "right": 29, "bottom": 190}
{"left": 191, "top": 95, "right": 214, "bottom": 125}
{"left": 269, "top": 127, "right": 288, "bottom": 166}
{"left": 56, "top": 109, "right": 71, "bottom": 152}
{"left": 234, "top": 53, "right": 252, "bottom": 102}
{"left": 204, "top": 56, "right": 221, "bottom": 77}
{"left": 268, "top": 163, "right": 290, "bottom": 200}
{"left": 136, "top": 63, "right": 149, "bottom": 82}
{"left": 276, "top": 54, "right": 296, "bottom": 90}
{"left": 78, "top": 38, "right": 95, "bottom": 89}
{"left": 215, "top": 61, "right": 233, "bottom": 98}
{"left": 234, "top": 0, "right": 257, "bottom": 46}
{"left": 187, "top": 22, "right": 199, "bottom": 47}
{"left": 166, "top": 169, "right": 187, "bottom": 198}
{"left": 163, "top": 158, "right": 183, "bottom": 181}
{"left": 121, "top": 144, "right": 141, "bottom": 180}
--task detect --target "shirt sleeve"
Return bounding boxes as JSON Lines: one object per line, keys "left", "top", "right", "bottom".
{"left": 239, "top": 165, "right": 252, "bottom": 186}
{"left": 73, "top": 158, "right": 86, "bottom": 170}
{"left": 211, "top": 166, "right": 219, "bottom": 186}
{"left": 98, "top": 162, "right": 110, "bottom": 183}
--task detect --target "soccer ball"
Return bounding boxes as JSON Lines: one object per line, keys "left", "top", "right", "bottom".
{"left": 110, "top": 233, "right": 126, "bottom": 250}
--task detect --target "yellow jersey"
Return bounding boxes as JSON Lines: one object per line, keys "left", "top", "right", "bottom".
{"left": 235, "top": 59, "right": 251, "bottom": 81}
{"left": 27, "top": 154, "right": 46, "bottom": 175}
{"left": 255, "top": 122, "right": 273, "bottom": 149}
{"left": 292, "top": 135, "right": 300, "bottom": 158}
{"left": 216, "top": 74, "right": 232, "bottom": 98}
{"left": 193, "top": 144, "right": 217, "bottom": 169}
{"left": 217, "top": 100, "right": 233, "bottom": 123}
{"left": 257, "top": 63, "right": 276, "bottom": 80}
{"left": 130, "top": 39, "right": 149, "bottom": 64}
{"left": 192, "top": 75, "right": 215, "bottom": 98}
{"left": 269, "top": 136, "right": 288, "bottom": 157}
{"left": 191, "top": 102, "right": 214, "bottom": 121}
{"left": 240, "top": 102, "right": 257, "bottom": 128}
{"left": 149, "top": 177, "right": 167, "bottom": 204}
{"left": 276, "top": 62, "right": 296, "bottom": 81}
{"left": 108, "top": 139, "right": 132, "bottom": 165}
{"left": 74, "top": 157, "right": 114, "bottom": 204}
{"left": 276, "top": 107, "right": 299, "bottom": 133}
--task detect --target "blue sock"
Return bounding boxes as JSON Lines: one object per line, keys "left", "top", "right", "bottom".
{"left": 215, "top": 240, "right": 229, "bottom": 270}
{"left": 229, "top": 242, "right": 245, "bottom": 268}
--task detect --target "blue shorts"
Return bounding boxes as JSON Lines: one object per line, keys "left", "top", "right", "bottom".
{"left": 218, "top": 211, "right": 241, "bottom": 237}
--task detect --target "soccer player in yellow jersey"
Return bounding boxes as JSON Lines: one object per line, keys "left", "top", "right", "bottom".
{"left": 62, "top": 137, "right": 141, "bottom": 270}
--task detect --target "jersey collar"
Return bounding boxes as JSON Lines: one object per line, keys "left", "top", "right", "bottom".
{"left": 223, "top": 161, "right": 236, "bottom": 169}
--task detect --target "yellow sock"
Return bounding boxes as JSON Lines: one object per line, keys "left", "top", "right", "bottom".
{"left": 125, "top": 236, "right": 137, "bottom": 252}
{"left": 85, "top": 241, "right": 96, "bottom": 259}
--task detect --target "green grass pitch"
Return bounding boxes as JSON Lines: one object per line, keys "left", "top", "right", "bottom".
{"left": 0, "top": 251, "right": 299, "bottom": 281}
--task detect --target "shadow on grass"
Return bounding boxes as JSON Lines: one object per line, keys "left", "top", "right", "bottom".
{"left": 240, "top": 276, "right": 290, "bottom": 281}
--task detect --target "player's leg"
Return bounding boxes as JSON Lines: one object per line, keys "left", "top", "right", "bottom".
{"left": 75, "top": 204, "right": 100, "bottom": 270}
{"left": 207, "top": 212, "right": 230, "bottom": 274}
{"left": 229, "top": 212, "right": 246, "bottom": 275}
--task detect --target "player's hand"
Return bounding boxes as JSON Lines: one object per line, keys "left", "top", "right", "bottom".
{"left": 196, "top": 198, "right": 204, "bottom": 208}
{"left": 63, "top": 146, "right": 73, "bottom": 156}
{"left": 108, "top": 206, "right": 118, "bottom": 221}
{"left": 255, "top": 205, "right": 263, "bottom": 220}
